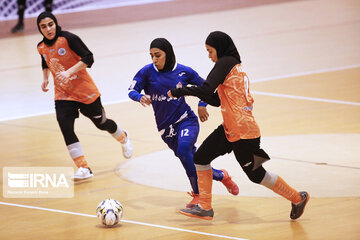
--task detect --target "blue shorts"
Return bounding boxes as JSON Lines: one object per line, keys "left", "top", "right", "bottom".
{"left": 161, "top": 114, "right": 199, "bottom": 157}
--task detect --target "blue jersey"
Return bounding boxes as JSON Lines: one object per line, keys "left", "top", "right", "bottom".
{"left": 128, "top": 63, "right": 207, "bottom": 131}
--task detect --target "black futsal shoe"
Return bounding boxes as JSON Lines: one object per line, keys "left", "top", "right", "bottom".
{"left": 290, "top": 191, "right": 310, "bottom": 220}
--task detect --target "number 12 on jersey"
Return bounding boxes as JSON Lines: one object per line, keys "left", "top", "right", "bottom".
{"left": 180, "top": 129, "right": 189, "bottom": 137}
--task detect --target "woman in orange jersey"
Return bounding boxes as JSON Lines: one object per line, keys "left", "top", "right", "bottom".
{"left": 36, "top": 12, "right": 133, "bottom": 180}
{"left": 169, "top": 31, "right": 309, "bottom": 220}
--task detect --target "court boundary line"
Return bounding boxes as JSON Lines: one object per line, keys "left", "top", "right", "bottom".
{"left": 252, "top": 64, "right": 360, "bottom": 83}
{"left": 0, "top": 201, "right": 247, "bottom": 240}
{"left": 252, "top": 91, "right": 360, "bottom": 106}
{"left": 1, "top": 64, "right": 359, "bottom": 122}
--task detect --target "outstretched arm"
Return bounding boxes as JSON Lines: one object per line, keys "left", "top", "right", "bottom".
{"left": 169, "top": 57, "right": 238, "bottom": 107}
{"left": 168, "top": 80, "right": 221, "bottom": 107}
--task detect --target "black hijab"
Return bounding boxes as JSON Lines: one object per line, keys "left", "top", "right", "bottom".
{"left": 37, "top": 11, "right": 62, "bottom": 46}
{"left": 150, "top": 38, "right": 176, "bottom": 72}
{"left": 205, "top": 31, "right": 241, "bottom": 63}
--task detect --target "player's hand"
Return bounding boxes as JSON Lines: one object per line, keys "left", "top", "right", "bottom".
{"left": 41, "top": 79, "right": 49, "bottom": 92}
{"left": 167, "top": 90, "right": 174, "bottom": 98}
{"left": 140, "top": 95, "right": 151, "bottom": 107}
{"left": 55, "top": 71, "right": 71, "bottom": 84}
{"left": 198, "top": 106, "right": 209, "bottom": 122}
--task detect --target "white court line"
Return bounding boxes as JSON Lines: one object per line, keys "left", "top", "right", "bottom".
{"left": 252, "top": 91, "right": 360, "bottom": 106}
{"left": 1, "top": 64, "right": 359, "bottom": 122}
{"left": 0, "top": 99, "right": 131, "bottom": 122}
{"left": 0, "top": 110, "right": 55, "bottom": 122}
{"left": 0, "top": 201, "right": 247, "bottom": 240}
{"left": 252, "top": 64, "right": 360, "bottom": 83}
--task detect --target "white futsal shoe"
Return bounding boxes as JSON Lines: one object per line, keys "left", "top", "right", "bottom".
{"left": 72, "top": 167, "right": 94, "bottom": 180}
{"left": 121, "top": 130, "right": 133, "bottom": 159}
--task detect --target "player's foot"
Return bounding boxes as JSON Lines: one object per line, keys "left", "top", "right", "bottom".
{"left": 186, "top": 191, "right": 199, "bottom": 209}
{"left": 179, "top": 205, "right": 214, "bottom": 220}
{"left": 220, "top": 169, "right": 239, "bottom": 195}
{"left": 11, "top": 23, "right": 24, "bottom": 33}
{"left": 72, "top": 167, "right": 94, "bottom": 180}
{"left": 290, "top": 191, "right": 310, "bottom": 220}
{"left": 121, "top": 130, "right": 133, "bottom": 159}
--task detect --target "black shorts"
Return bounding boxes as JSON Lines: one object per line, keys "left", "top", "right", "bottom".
{"left": 194, "top": 124, "right": 263, "bottom": 166}
{"left": 194, "top": 124, "right": 267, "bottom": 183}
{"left": 55, "top": 97, "right": 103, "bottom": 120}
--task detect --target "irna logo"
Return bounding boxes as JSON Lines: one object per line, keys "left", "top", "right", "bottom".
{"left": 8, "top": 172, "right": 69, "bottom": 188}
{"left": 3, "top": 167, "right": 74, "bottom": 198}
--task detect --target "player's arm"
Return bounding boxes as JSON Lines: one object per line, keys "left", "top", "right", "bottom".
{"left": 56, "top": 32, "right": 94, "bottom": 82}
{"left": 40, "top": 54, "right": 50, "bottom": 92}
{"left": 128, "top": 68, "right": 151, "bottom": 107}
{"left": 169, "top": 58, "right": 235, "bottom": 107}
{"left": 198, "top": 104, "right": 209, "bottom": 122}
{"left": 184, "top": 68, "right": 209, "bottom": 121}
{"left": 41, "top": 68, "right": 51, "bottom": 92}
{"left": 168, "top": 75, "right": 222, "bottom": 107}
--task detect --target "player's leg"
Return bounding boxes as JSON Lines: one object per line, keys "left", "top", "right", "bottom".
{"left": 55, "top": 100, "right": 93, "bottom": 180}
{"left": 44, "top": 0, "right": 53, "bottom": 12}
{"left": 179, "top": 125, "right": 232, "bottom": 219}
{"left": 80, "top": 97, "right": 132, "bottom": 159}
{"left": 175, "top": 116, "right": 200, "bottom": 208}
{"left": 11, "top": 0, "right": 26, "bottom": 33}
{"left": 196, "top": 124, "right": 238, "bottom": 195}
{"left": 232, "top": 137, "right": 309, "bottom": 220}
{"left": 160, "top": 118, "right": 200, "bottom": 208}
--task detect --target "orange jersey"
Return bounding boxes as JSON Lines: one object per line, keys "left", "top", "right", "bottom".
{"left": 37, "top": 36, "right": 100, "bottom": 104}
{"left": 217, "top": 64, "right": 260, "bottom": 142}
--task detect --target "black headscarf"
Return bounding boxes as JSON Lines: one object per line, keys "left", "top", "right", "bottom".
{"left": 205, "top": 31, "right": 241, "bottom": 63}
{"left": 150, "top": 38, "right": 176, "bottom": 72}
{"left": 37, "top": 11, "right": 62, "bottom": 46}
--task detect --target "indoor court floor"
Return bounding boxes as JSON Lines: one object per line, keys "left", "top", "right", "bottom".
{"left": 0, "top": 0, "right": 359, "bottom": 239}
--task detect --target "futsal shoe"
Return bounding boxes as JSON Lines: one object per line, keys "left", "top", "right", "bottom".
{"left": 179, "top": 205, "right": 214, "bottom": 220}
{"left": 186, "top": 192, "right": 199, "bottom": 209}
{"left": 220, "top": 169, "right": 239, "bottom": 195}
{"left": 72, "top": 167, "right": 94, "bottom": 180}
{"left": 121, "top": 130, "right": 133, "bottom": 159}
{"left": 290, "top": 191, "right": 310, "bottom": 220}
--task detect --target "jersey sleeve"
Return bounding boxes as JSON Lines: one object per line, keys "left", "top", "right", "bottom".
{"left": 40, "top": 54, "right": 48, "bottom": 69}
{"left": 37, "top": 41, "right": 48, "bottom": 69}
{"left": 62, "top": 31, "right": 94, "bottom": 67}
{"left": 128, "top": 66, "right": 148, "bottom": 102}
{"left": 198, "top": 100, "right": 208, "bottom": 107}
{"left": 186, "top": 67, "right": 205, "bottom": 86}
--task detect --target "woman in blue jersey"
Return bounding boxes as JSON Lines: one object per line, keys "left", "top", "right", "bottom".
{"left": 128, "top": 38, "right": 239, "bottom": 208}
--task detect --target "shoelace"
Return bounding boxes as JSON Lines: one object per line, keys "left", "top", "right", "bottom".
{"left": 187, "top": 191, "right": 195, "bottom": 198}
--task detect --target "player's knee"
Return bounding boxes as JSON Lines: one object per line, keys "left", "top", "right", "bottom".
{"left": 177, "top": 142, "right": 193, "bottom": 158}
{"left": 177, "top": 142, "right": 196, "bottom": 170}
{"left": 95, "top": 122, "right": 108, "bottom": 130}
{"left": 244, "top": 166, "right": 266, "bottom": 184}
{"left": 92, "top": 117, "right": 107, "bottom": 130}
{"left": 92, "top": 117, "right": 117, "bottom": 133}
{"left": 193, "top": 150, "right": 211, "bottom": 165}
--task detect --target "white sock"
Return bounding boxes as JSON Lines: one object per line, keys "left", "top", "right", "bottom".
{"left": 67, "top": 142, "right": 84, "bottom": 159}
{"left": 260, "top": 171, "right": 278, "bottom": 189}
{"left": 111, "top": 125, "right": 125, "bottom": 140}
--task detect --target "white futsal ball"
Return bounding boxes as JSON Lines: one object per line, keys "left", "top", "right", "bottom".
{"left": 96, "top": 198, "right": 123, "bottom": 226}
